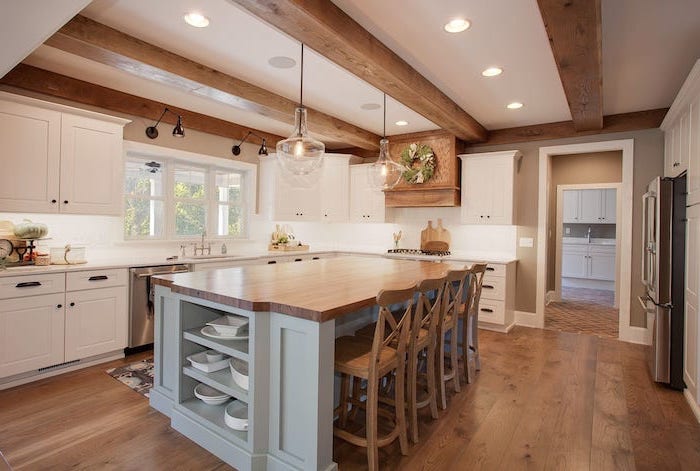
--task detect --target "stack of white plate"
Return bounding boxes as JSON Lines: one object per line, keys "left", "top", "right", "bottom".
{"left": 229, "top": 358, "right": 249, "bottom": 391}
{"left": 201, "top": 315, "right": 249, "bottom": 339}
{"left": 194, "top": 383, "right": 230, "bottom": 405}
{"left": 224, "top": 400, "right": 249, "bottom": 431}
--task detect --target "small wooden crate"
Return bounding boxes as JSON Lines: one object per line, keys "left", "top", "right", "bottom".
{"left": 268, "top": 244, "right": 309, "bottom": 252}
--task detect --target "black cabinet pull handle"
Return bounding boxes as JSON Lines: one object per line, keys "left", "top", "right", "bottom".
{"left": 312, "top": 257, "right": 320, "bottom": 260}
{"left": 481, "top": 308, "right": 494, "bottom": 313}
{"left": 16, "top": 281, "right": 41, "bottom": 288}
{"left": 483, "top": 285, "right": 494, "bottom": 289}
{"left": 63, "top": 200, "right": 69, "bottom": 204}
{"left": 294, "top": 258, "right": 302, "bottom": 262}
{"left": 88, "top": 275, "right": 109, "bottom": 281}
{"left": 267, "top": 260, "right": 277, "bottom": 264}
{"left": 486, "top": 267, "right": 495, "bottom": 271}
{"left": 51, "top": 199, "right": 57, "bottom": 204}
{"left": 69, "top": 302, "right": 75, "bottom": 307}
{"left": 57, "top": 304, "right": 63, "bottom": 309}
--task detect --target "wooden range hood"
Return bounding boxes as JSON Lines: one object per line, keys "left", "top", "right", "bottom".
{"left": 384, "top": 130, "right": 464, "bottom": 207}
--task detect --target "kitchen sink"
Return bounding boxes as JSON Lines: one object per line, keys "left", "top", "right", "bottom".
{"left": 187, "top": 254, "right": 238, "bottom": 260}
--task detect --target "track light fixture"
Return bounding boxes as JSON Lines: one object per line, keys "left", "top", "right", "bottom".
{"left": 232, "top": 131, "right": 268, "bottom": 156}
{"left": 145, "top": 107, "right": 185, "bottom": 139}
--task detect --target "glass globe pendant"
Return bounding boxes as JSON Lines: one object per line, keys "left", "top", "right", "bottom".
{"left": 368, "top": 94, "right": 403, "bottom": 190}
{"left": 276, "top": 44, "right": 325, "bottom": 175}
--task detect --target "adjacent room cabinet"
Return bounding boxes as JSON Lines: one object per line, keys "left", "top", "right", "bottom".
{"left": 562, "top": 188, "right": 616, "bottom": 224}
{"left": 259, "top": 154, "right": 353, "bottom": 222}
{"left": 0, "top": 269, "right": 128, "bottom": 384}
{"left": 0, "top": 92, "right": 130, "bottom": 215}
{"left": 459, "top": 151, "right": 519, "bottom": 225}
{"left": 349, "top": 164, "right": 386, "bottom": 223}
{"left": 562, "top": 243, "right": 616, "bottom": 282}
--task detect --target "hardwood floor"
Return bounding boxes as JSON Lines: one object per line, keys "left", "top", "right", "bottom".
{"left": 1, "top": 328, "right": 699, "bottom": 470}
{"left": 545, "top": 287, "right": 619, "bottom": 338}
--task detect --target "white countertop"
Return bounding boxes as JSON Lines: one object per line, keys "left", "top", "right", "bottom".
{"left": 0, "top": 247, "right": 518, "bottom": 278}
{"left": 562, "top": 237, "right": 616, "bottom": 246}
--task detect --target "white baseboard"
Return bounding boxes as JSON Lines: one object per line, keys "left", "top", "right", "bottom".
{"left": 562, "top": 277, "right": 615, "bottom": 291}
{"left": 684, "top": 389, "right": 700, "bottom": 423}
{"left": 618, "top": 326, "right": 651, "bottom": 345}
{"left": 478, "top": 320, "right": 516, "bottom": 333}
{"left": 514, "top": 311, "right": 538, "bottom": 328}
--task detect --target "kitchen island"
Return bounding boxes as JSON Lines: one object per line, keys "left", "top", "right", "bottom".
{"left": 150, "top": 256, "right": 466, "bottom": 471}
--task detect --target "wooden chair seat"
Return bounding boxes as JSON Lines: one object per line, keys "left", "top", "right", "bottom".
{"left": 335, "top": 336, "right": 400, "bottom": 379}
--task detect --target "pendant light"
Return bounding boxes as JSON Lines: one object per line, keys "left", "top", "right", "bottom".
{"left": 368, "top": 94, "right": 403, "bottom": 190}
{"left": 276, "top": 44, "right": 325, "bottom": 175}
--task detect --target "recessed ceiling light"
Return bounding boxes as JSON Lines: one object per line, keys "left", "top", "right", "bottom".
{"left": 507, "top": 102, "right": 524, "bottom": 110}
{"left": 268, "top": 56, "right": 297, "bottom": 69}
{"left": 395, "top": 120, "right": 409, "bottom": 126}
{"left": 482, "top": 67, "right": 503, "bottom": 77}
{"left": 360, "top": 103, "right": 381, "bottom": 110}
{"left": 444, "top": 18, "right": 470, "bottom": 33}
{"left": 183, "top": 12, "right": 209, "bottom": 28}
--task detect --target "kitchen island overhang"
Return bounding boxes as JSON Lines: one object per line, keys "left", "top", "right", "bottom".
{"left": 150, "top": 257, "right": 466, "bottom": 471}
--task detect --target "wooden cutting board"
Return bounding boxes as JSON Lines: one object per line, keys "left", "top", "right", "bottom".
{"left": 420, "top": 219, "right": 451, "bottom": 250}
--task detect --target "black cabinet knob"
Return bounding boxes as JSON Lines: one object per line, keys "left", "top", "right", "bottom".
{"left": 57, "top": 304, "right": 63, "bottom": 309}
{"left": 51, "top": 199, "right": 57, "bottom": 204}
{"left": 69, "top": 302, "right": 75, "bottom": 307}
{"left": 487, "top": 215, "right": 490, "bottom": 218}
{"left": 63, "top": 200, "right": 69, "bottom": 204}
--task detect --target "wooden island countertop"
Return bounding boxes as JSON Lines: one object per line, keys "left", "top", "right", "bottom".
{"left": 153, "top": 256, "right": 467, "bottom": 322}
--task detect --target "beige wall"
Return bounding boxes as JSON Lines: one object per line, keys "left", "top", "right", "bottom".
{"left": 468, "top": 128, "right": 664, "bottom": 327}
{"left": 546, "top": 151, "right": 622, "bottom": 289}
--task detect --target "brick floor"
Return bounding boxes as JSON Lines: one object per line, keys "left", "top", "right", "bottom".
{"left": 544, "top": 287, "right": 619, "bottom": 338}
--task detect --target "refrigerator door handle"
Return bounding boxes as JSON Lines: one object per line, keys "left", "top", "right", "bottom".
{"left": 641, "top": 191, "right": 651, "bottom": 287}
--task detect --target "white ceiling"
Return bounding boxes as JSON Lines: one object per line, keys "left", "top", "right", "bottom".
{"left": 15, "top": 0, "right": 700, "bottom": 145}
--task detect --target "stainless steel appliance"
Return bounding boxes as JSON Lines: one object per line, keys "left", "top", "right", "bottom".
{"left": 129, "top": 264, "right": 190, "bottom": 350}
{"left": 641, "top": 175, "right": 686, "bottom": 389}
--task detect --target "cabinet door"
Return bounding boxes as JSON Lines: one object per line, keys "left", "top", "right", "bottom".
{"left": 601, "top": 188, "right": 617, "bottom": 223}
{"left": 0, "top": 293, "right": 65, "bottom": 378}
{"left": 274, "top": 172, "right": 320, "bottom": 221}
{"left": 579, "top": 189, "right": 602, "bottom": 223}
{"left": 671, "top": 121, "right": 683, "bottom": 177}
{"left": 0, "top": 100, "right": 61, "bottom": 213}
{"left": 65, "top": 286, "right": 127, "bottom": 361}
{"left": 562, "top": 190, "right": 580, "bottom": 223}
{"left": 59, "top": 114, "right": 124, "bottom": 215}
{"left": 589, "top": 252, "right": 616, "bottom": 281}
{"left": 684, "top": 204, "right": 699, "bottom": 399}
{"left": 349, "top": 165, "right": 385, "bottom": 223}
{"left": 487, "top": 157, "right": 514, "bottom": 225}
{"left": 461, "top": 158, "right": 491, "bottom": 224}
{"left": 688, "top": 97, "right": 700, "bottom": 206}
{"left": 319, "top": 158, "right": 349, "bottom": 222}
{"left": 561, "top": 248, "right": 588, "bottom": 278}
{"left": 679, "top": 109, "right": 691, "bottom": 175}
{"left": 664, "top": 127, "right": 675, "bottom": 178}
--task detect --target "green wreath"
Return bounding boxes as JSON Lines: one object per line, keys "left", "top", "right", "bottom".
{"left": 400, "top": 143, "right": 435, "bottom": 184}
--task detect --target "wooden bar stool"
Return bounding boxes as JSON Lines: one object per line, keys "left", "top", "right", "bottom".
{"left": 406, "top": 276, "right": 445, "bottom": 442}
{"left": 460, "top": 263, "right": 487, "bottom": 384}
{"left": 334, "top": 285, "right": 414, "bottom": 470}
{"left": 437, "top": 269, "right": 469, "bottom": 410}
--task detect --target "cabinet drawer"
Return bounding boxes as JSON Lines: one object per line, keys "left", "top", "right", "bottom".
{"left": 0, "top": 273, "right": 65, "bottom": 299}
{"left": 480, "top": 277, "right": 505, "bottom": 301}
{"left": 562, "top": 244, "right": 589, "bottom": 255}
{"left": 589, "top": 245, "right": 615, "bottom": 255}
{"left": 476, "top": 300, "right": 505, "bottom": 325}
{"left": 464, "top": 262, "right": 505, "bottom": 278}
{"left": 66, "top": 269, "right": 127, "bottom": 291}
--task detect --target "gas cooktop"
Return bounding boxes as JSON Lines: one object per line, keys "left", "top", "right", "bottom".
{"left": 387, "top": 248, "right": 451, "bottom": 257}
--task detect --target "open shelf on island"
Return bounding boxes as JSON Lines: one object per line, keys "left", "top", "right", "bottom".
{"left": 184, "top": 328, "right": 249, "bottom": 361}
{"left": 183, "top": 365, "right": 249, "bottom": 403}
{"left": 178, "top": 399, "right": 249, "bottom": 449}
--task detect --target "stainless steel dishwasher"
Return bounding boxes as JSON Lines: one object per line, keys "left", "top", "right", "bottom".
{"left": 129, "top": 264, "right": 190, "bottom": 350}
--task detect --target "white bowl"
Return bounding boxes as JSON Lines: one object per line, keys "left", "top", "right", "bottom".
{"left": 206, "top": 315, "right": 249, "bottom": 336}
{"left": 224, "top": 400, "right": 249, "bottom": 431}
{"left": 194, "top": 383, "right": 230, "bottom": 406}
{"left": 229, "top": 358, "right": 249, "bottom": 391}
{"left": 205, "top": 350, "right": 224, "bottom": 362}
{"left": 186, "top": 352, "right": 229, "bottom": 373}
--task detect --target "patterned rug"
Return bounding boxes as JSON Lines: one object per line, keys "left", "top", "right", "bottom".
{"left": 545, "top": 287, "right": 619, "bottom": 339}
{"left": 106, "top": 358, "right": 154, "bottom": 398}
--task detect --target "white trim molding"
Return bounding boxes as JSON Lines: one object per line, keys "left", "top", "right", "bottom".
{"left": 536, "top": 139, "right": 643, "bottom": 343}
{"left": 515, "top": 311, "right": 539, "bottom": 328}
{"left": 684, "top": 389, "right": 700, "bottom": 423}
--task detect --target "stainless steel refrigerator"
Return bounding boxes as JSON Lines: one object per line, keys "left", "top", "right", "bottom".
{"left": 641, "top": 175, "right": 686, "bottom": 389}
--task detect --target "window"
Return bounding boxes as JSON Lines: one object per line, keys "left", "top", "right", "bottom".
{"left": 124, "top": 156, "right": 249, "bottom": 240}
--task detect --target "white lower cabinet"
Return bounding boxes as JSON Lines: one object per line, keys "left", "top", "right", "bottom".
{"left": 65, "top": 286, "right": 127, "bottom": 361}
{"left": 561, "top": 245, "right": 588, "bottom": 278}
{"left": 0, "top": 293, "right": 65, "bottom": 377}
{"left": 562, "top": 244, "right": 616, "bottom": 281}
{"left": 459, "top": 260, "right": 516, "bottom": 332}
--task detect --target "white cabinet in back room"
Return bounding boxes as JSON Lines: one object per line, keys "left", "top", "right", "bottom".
{"left": 562, "top": 188, "right": 616, "bottom": 224}
{"left": 459, "top": 150, "right": 520, "bottom": 225}
{"left": 350, "top": 164, "right": 385, "bottom": 223}
{"left": 0, "top": 92, "right": 130, "bottom": 216}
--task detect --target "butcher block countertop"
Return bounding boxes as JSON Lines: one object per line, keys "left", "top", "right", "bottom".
{"left": 153, "top": 256, "right": 467, "bottom": 322}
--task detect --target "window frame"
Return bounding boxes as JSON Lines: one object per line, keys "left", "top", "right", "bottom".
{"left": 123, "top": 141, "right": 256, "bottom": 241}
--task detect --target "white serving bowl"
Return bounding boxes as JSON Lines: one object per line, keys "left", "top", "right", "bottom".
{"left": 224, "top": 400, "right": 249, "bottom": 431}
{"left": 206, "top": 315, "right": 249, "bottom": 336}
{"left": 186, "top": 352, "right": 230, "bottom": 373}
{"left": 229, "top": 358, "right": 249, "bottom": 391}
{"left": 205, "top": 350, "right": 224, "bottom": 362}
{"left": 194, "top": 383, "right": 230, "bottom": 406}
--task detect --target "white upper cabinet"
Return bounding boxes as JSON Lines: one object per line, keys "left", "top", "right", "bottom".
{"left": 0, "top": 92, "right": 129, "bottom": 216}
{"left": 459, "top": 150, "right": 520, "bottom": 225}
{"left": 689, "top": 94, "right": 700, "bottom": 206}
{"left": 349, "top": 164, "right": 385, "bottom": 223}
{"left": 579, "top": 189, "right": 602, "bottom": 223}
{"left": 562, "top": 190, "right": 580, "bottom": 223}
{"left": 319, "top": 155, "right": 350, "bottom": 223}
{"left": 602, "top": 188, "right": 617, "bottom": 223}
{"left": 562, "top": 188, "right": 616, "bottom": 224}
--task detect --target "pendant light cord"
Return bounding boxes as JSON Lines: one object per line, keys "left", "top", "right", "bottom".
{"left": 300, "top": 43, "right": 304, "bottom": 109}
{"left": 383, "top": 94, "right": 386, "bottom": 138}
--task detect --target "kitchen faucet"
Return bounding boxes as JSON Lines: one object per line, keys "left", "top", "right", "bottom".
{"left": 193, "top": 230, "right": 211, "bottom": 255}
{"left": 587, "top": 225, "right": 592, "bottom": 244}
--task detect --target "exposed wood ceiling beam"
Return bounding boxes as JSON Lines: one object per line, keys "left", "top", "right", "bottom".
{"left": 478, "top": 108, "right": 667, "bottom": 147}
{"left": 537, "top": 0, "right": 603, "bottom": 131}
{"left": 44, "top": 15, "right": 380, "bottom": 150}
{"left": 229, "top": 0, "right": 487, "bottom": 143}
{"left": 0, "top": 63, "right": 285, "bottom": 144}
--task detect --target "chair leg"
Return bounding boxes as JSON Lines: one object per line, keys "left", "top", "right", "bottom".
{"left": 437, "top": 331, "right": 447, "bottom": 410}
{"left": 450, "top": 327, "right": 461, "bottom": 393}
{"left": 427, "top": 342, "right": 439, "bottom": 419}
{"left": 366, "top": 374, "right": 379, "bottom": 471}
{"left": 472, "top": 313, "right": 481, "bottom": 371}
{"left": 408, "top": 351, "right": 419, "bottom": 443}
{"left": 395, "top": 362, "right": 409, "bottom": 455}
{"left": 464, "top": 315, "right": 473, "bottom": 384}
{"left": 339, "top": 373, "right": 350, "bottom": 428}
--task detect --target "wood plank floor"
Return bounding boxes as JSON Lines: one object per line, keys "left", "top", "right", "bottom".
{"left": 1, "top": 328, "right": 699, "bottom": 470}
